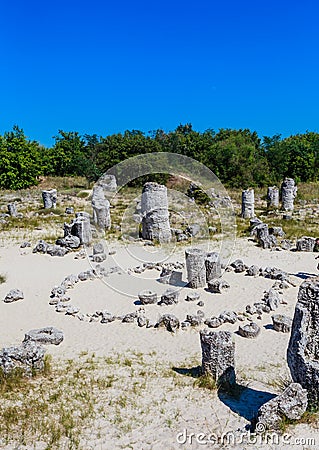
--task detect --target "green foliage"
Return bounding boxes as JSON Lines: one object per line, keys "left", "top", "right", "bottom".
{"left": 0, "top": 126, "right": 43, "bottom": 189}
{"left": 1, "top": 124, "right": 319, "bottom": 190}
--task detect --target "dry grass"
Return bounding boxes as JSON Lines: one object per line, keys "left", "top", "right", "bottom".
{"left": 0, "top": 351, "right": 210, "bottom": 449}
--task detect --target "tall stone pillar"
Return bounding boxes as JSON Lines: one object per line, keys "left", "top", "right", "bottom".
{"left": 141, "top": 182, "right": 171, "bottom": 243}
{"left": 42, "top": 189, "right": 57, "bottom": 209}
{"left": 287, "top": 276, "right": 319, "bottom": 408}
{"left": 7, "top": 203, "right": 17, "bottom": 217}
{"left": 185, "top": 248, "right": 206, "bottom": 288}
{"left": 205, "top": 252, "right": 221, "bottom": 282}
{"left": 241, "top": 189, "right": 254, "bottom": 218}
{"left": 200, "top": 330, "right": 236, "bottom": 386}
{"left": 281, "top": 178, "right": 297, "bottom": 211}
{"left": 267, "top": 186, "right": 279, "bottom": 208}
{"left": 92, "top": 185, "right": 111, "bottom": 229}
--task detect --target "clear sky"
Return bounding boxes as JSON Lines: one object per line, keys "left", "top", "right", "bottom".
{"left": 1, "top": 0, "right": 318, "bottom": 147}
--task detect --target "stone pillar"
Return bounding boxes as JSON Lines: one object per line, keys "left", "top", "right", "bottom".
{"left": 200, "top": 329, "right": 236, "bottom": 386}
{"left": 281, "top": 178, "right": 297, "bottom": 211}
{"left": 42, "top": 189, "right": 57, "bottom": 209}
{"left": 241, "top": 189, "right": 254, "bottom": 219}
{"left": 205, "top": 252, "right": 221, "bottom": 282}
{"left": 71, "top": 213, "right": 92, "bottom": 245}
{"left": 96, "top": 174, "right": 117, "bottom": 192}
{"left": 185, "top": 248, "right": 206, "bottom": 288}
{"left": 141, "top": 182, "right": 171, "bottom": 243}
{"left": 287, "top": 276, "right": 319, "bottom": 408}
{"left": 92, "top": 185, "right": 111, "bottom": 229}
{"left": 267, "top": 186, "right": 279, "bottom": 208}
{"left": 7, "top": 203, "right": 17, "bottom": 217}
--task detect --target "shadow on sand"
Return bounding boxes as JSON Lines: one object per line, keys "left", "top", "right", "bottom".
{"left": 173, "top": 365, "right": 276, "bottom": 423}
{"left": 292, "top": 271, "right": 317, "bottom": 280}
{"left": 218, "top": 386, "right": 275, "bottom": 421}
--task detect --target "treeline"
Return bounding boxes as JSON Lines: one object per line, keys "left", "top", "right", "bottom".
{"left": 0, "top": 124, "right": 318, "bottom": 190}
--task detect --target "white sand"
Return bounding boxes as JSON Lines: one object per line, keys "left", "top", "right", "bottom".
{"left": 1, "top": 238, "right": 319, "bottom": 449}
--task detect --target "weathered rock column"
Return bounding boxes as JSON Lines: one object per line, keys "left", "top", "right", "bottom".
{"left": 7, "top": 203, "right": 17, "bottom": 217}
{"left": 92, "top": 185, "right": 111, "bottom": 229}
{"left": 71, "top": 212, "right": 92, "bottom": 245}
{"left": 200, "top": 329, "right": 236, "bottom": 386}
{"left": 287, "top": 276, "right": 319, "bottom": 407}
{"left": 267, "top": 186, "right": 279, "bottom": 208}
{"left": 141, "top": 182, "right": 171, "bottom": 243}
{"left": 241, "top": 189, "right": 254, "bottom": 218}
{"left": 281, "top": 178, "right": 297, "bottom": 211}
{"left": 42, "top": 189, "right": 57, "bottom": 209}
{"left": 205, "top": 252, "right": 221, "bottom": 282}
{"left": 185, "top": 248, "right": 206, "bottom": 288}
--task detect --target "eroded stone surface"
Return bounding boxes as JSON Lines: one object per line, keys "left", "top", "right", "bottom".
{"left": 287, "top": 276, "right": 319, "bottom": 407}
{"left": 200, "top": 329, "right": 236, "bottom": 386}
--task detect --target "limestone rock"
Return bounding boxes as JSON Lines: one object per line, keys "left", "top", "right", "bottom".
{"left": 219, "top": 310, "right": 238, "bottom": 324}
{"left": 272, "top": 314, "right": 292, "bottom": 333}
{"left": 141, "top": 182, "right": 171, "bottom": 243}
{"left": 296, "top": 236, "right": 316, "bottom": 252}
{"left": 185, "top": 248, "right": 206, "bottom": 288}
{"left": 287, "top": 276, "right": 319, "bottom": 407}
{"left": 267, "top": 186, "right": 279, "bottom": 208}
{"left": 208, "top": 279, "right": 230, "bottom": 293}
{"left": 24, "top": 327, "right": 64, "bottom": 345}
{"left": 157, "top": 314, "right": 180, "bottom": 332}
{"left": 238, "top": 322, "right": 260, "bottom": 338}
{"left": 281, "top": 178, "right": 297, "bottom": 211}
{"left": 4, "top": 289, "right": 24, "bottom": 303}
{"left": 158, "top": 288, "right": 179, "bottom": 305}
{"left": 256, "top": 383, "right": 307, "bottom": 431}
{"left": 185, "top": 292, "right": 200, "bottom": 302}
{"left": 241, "top": 188, "right": 254, "bottom": 219}
{"left": 0, "top": 341, "right": 46, "bottom": 376}
{"left": 200, "top": 329, "right": 236, "bottom": 386}
{"left": 205, "top": 252, "right": 222, "bottom": 282}
{"left": 138, "top": 290, "right": 158, "bottom": 305}
{"left": 42, "top": 189, "right": 57, "bottom": 209}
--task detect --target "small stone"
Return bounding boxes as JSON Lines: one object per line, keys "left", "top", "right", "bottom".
{"left": 4, "top": 289, "right": 24, "bottom": 303}
{"left": 158, "top": 288, "right": 179, "bottom": 305}
{"left": 138, "top": 290, "right": 158, "bottom": 305}
{"left": 157, "top": 314, "right": 180, "bottom": 332}
{"left": 272, "top": 314, "right": 292, "bottom": 333}
{"left": 208, "top": 279, "right": 230, "bottom": 293}
{"left": 238, "top": 322, "right": 260, "bottom": 338}
{"left": 23, "top": 327, "right": 64, "bottom": 345}
{"left": 219, "top": 310, "right": 238, "bottom": 324}
{"left": 204, "top": 317, "right": 223, "bottom": 328}
{"left": 185, "top": 292, "right": 200, "bottom": 302}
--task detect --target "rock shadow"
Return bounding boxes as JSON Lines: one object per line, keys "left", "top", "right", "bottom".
{"left": 218, "top": 386, "right": 275, "bottom": 421}
{"left": 293, "top": 271, "right": 317, "bottom": 280}
{"left": 172, "top": 366, "right": 201, "bottom": 378}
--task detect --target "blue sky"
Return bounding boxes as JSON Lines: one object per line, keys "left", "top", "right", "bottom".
{"left": 0, "top": 0, "right": 318, "bottom": 146}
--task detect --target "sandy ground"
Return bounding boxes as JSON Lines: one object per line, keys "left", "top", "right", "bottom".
{"left": 0, "top": 237, "right": 319, "bottom": 449}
